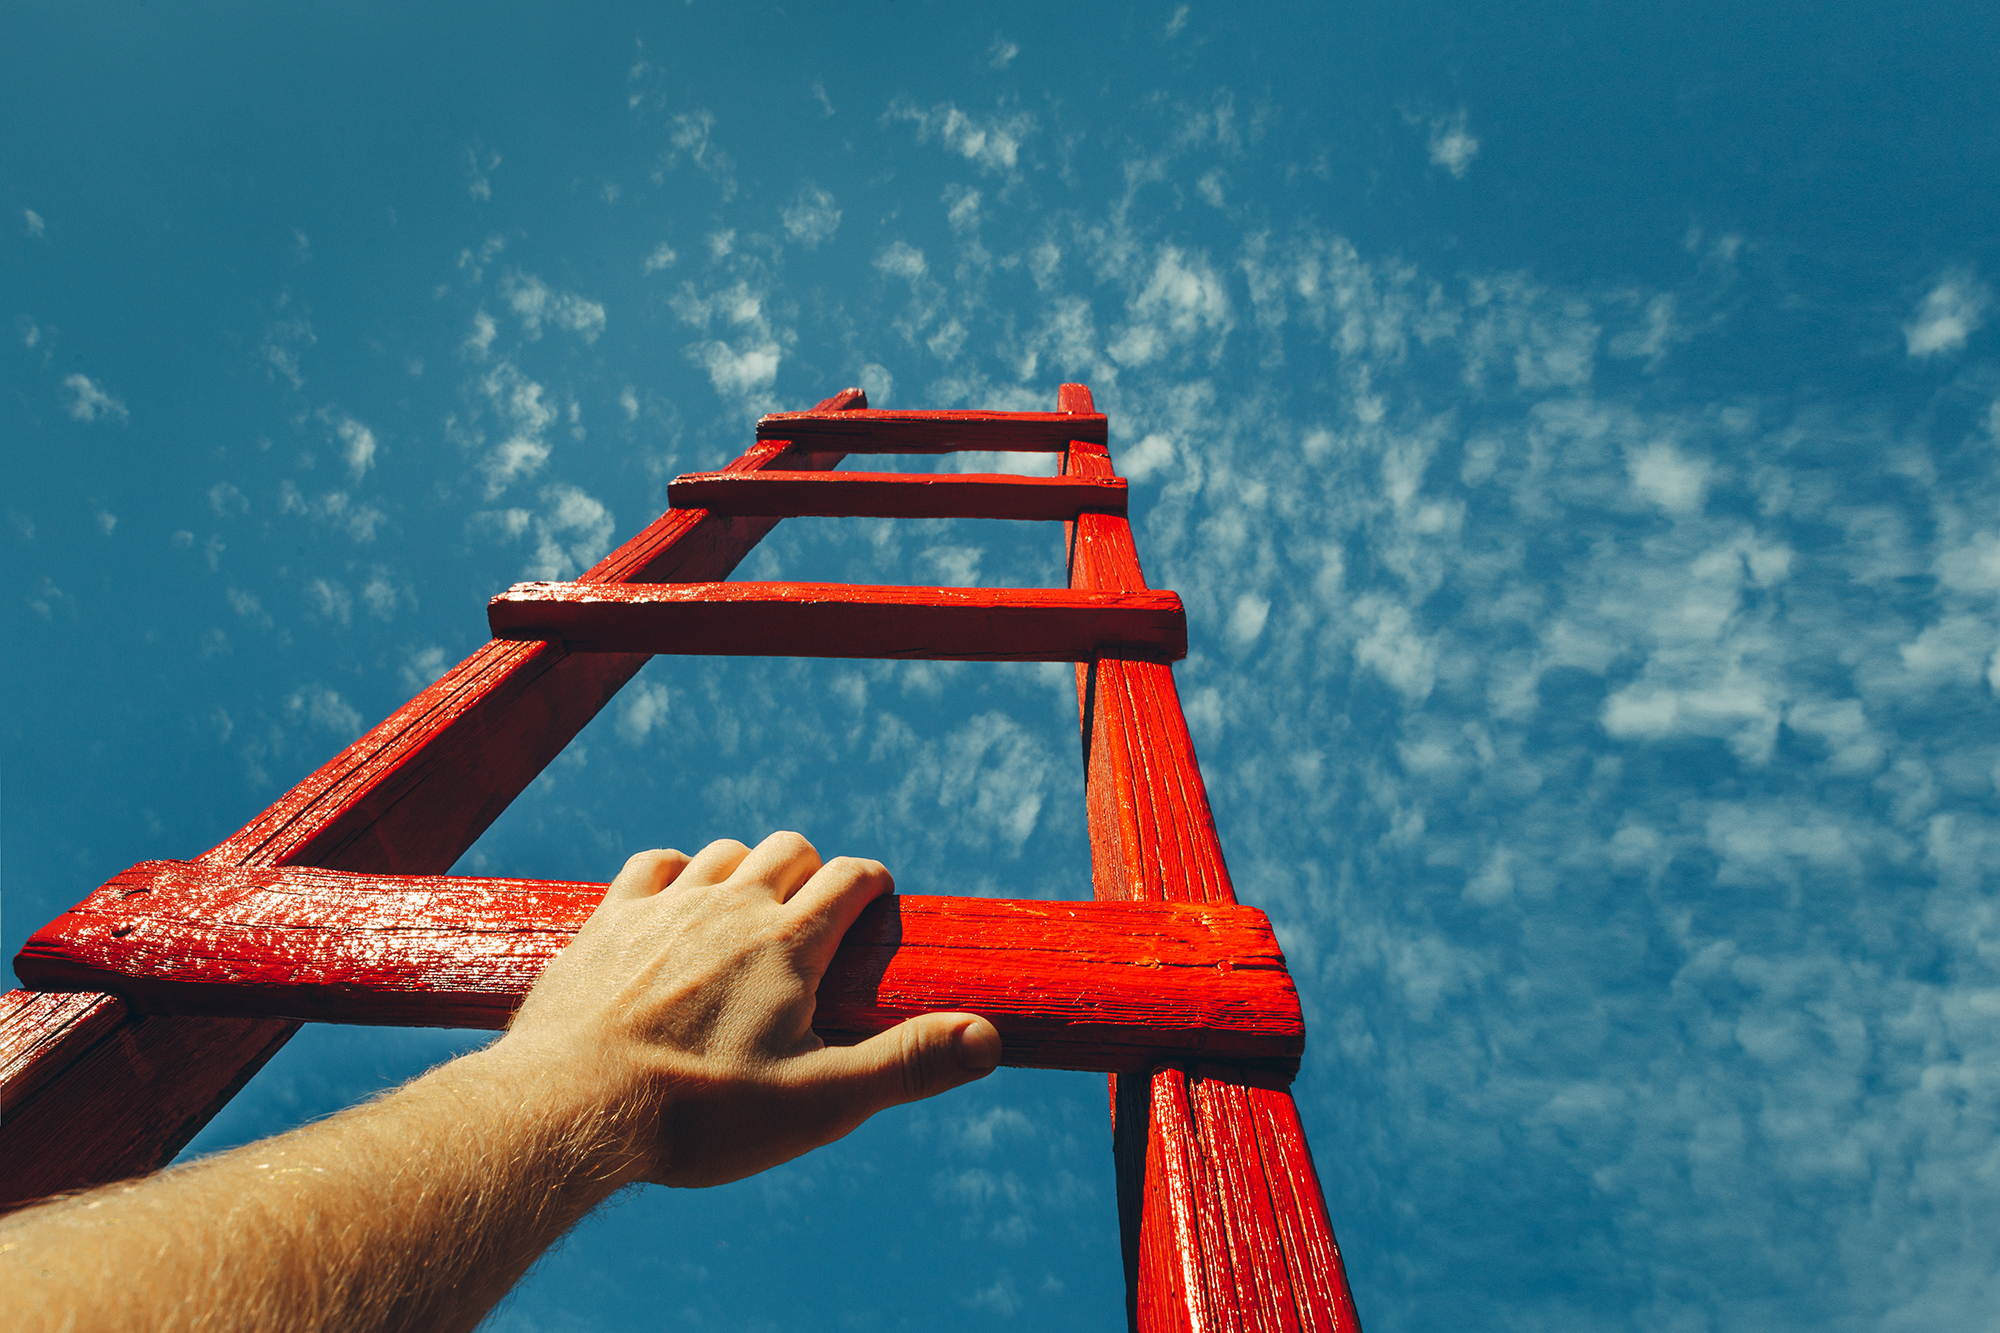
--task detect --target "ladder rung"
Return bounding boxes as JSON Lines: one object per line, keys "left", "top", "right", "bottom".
{"left": 17, "top": 861, "right": 1305, "bottom": 1079}
{"left": 668, "top": 470, "right": 1129, "bottom": 520}
{"left": 756, "top": 409, "right": 1107, "bottom": 453}
{"left": 488, "top": 581, "right": 1186, "bottom": 662}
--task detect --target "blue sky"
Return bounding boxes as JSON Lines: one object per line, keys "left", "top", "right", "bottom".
{"left": 8, "top": 1, "right": 2000, "bottom": 1327}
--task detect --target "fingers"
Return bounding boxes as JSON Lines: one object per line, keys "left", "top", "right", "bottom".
{"left": 726, "top": 830, "right": 823, "bottom": 903}
{"left": 603, "top": 848, "right": 693, "bottom": 901}
{"left": 784, "top": 856, "right": 895, "bottom": 970}
{"left": 801, "top": 1014, "right": 1002, "bottom": 1124}
{"left": 675, "top": 837, "right": 755, "bottom": 888}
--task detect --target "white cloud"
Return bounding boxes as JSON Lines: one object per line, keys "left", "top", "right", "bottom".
{"left": 336, "top": 415, "right": 377, "bottom": 479}
{"left": 457, "top": 235, "right": 506, "bottom": 283}
{"left": 1353, "top": 596, "right": 1437, "bottom": 702}
{"left": 944, "top": 185, "right": 982, "bottom": 235}
{"left": 781, "top": 183, "right": 841, "bottom": 249}
{"left": 303, "top": 577, "right": 353, "bottom": 627}
{"left": 1427, "top": 112, "right": 1479, "bottom": 177}
{"left": 93, "top": 509, "right": 116, "bottom": 536}
{"left": 1601, "top": 670, "right": 1783, "bottom": 763}
{"left": 399, "top": 645, "right": 448, "bottom": 695}
{"left": 23, "top": 208, "right": 45, "bottom": 238}
{"left": 323, "top": 493, "right": 381, "bottom": 542}
{"left": 687, "top": 339, "right": 781, "bottom": 404}
{"left": 361, "top": 568, "right": 406, "bottom": 621}
{"left": 1109, "top": 245, "right": 1232, "bottom": 366}
{"left": 1164, "top": 4, "right": 1190, "bottom": 38}
{"left": 260, "top": 305, "right": 314, "bottom": 389}
{"left": 875, "top": 241, "right": 929, "bottom": 282}
{"left": 471, "top": 360, "right": 558, "bottom": 497}
{"left": 888, "top": 99, "right": 1036, "bottom": 175}
{"left": 463, "top": 310, "right": 497, "bottom": 359}
{"left": 656, "top": 111, "right": 736, "bottom": 197}
{"left": 1608, "top": 293, "right": 1689, "bottom": 369}
{"left": 62, "top": 374, "right": 127, "bottom": 423}
{"left": 674, "top": 277, "right": 791, "bottom": 411}
{"left": 617, "top": 680, "right": 671, "bottom": 744}
{"left": 1120, "top": 432, "right": 1175, "bottom": 481}
{"left": 1627, "top": 441, "right": 1710, "bottom": 516}
{"left": 285, "top": 683, "right": 363, "bottom": 739}
{"left": 466, "top": 142, "right": 500, "bottom": 201}
{"left": 524, "top": 484, "right": 615, "bottom": 580}
{"left": 987, "top": 35, "right": 1019, "bottom": 69}
{"left": 1227, "top": 592, "right": 1270, "bottom": 645}
{"left": 470, "top": 487, "right": 613, "bottom": 583}
{"left": 225, "top": 587, "right": 271, "bottom": 629}
{"left": 923, "top": 545, "right": 983, "bottom": 586}
{"left": 642, "top": 241, "right": 677, "bottom": 273}
{"left": 1904, "top": 272, "right": 1989, "bottom": 358}
{"left": 858, "top": 362, "right": 894, "bottom": 406}
{"left": 501, "top": 271, "right": 606, "bottom": 343}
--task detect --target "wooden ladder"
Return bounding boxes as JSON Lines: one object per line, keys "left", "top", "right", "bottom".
{"left": 2, "top": 383, "right": 1362, "bottom": 1331}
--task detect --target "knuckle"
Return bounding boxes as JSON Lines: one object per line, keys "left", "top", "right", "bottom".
{"left": 767, "top": 829, "right": 819, "bottom": 859}
{"left": 827, "top": 856, "right": 890, "bottom": 888}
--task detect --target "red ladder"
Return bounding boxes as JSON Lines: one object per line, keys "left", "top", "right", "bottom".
{"left": 2, "top": 383, "right": 1362, "bottom": 1331}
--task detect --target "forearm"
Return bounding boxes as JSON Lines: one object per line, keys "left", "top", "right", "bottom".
{"left": 0, "top": 1042, "right": 637, "bottom": 1333}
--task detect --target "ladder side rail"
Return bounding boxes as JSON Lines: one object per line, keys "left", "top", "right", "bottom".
{"left": 1056, "top": 384, "right": 1362, "bottom": 1333}
{"left": 0, "top": 390, "right": 866, "bottom": 1210}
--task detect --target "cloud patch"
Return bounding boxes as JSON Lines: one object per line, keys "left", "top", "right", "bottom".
{"left": 501, "top": 271, "right": 606, "bottom": 343}
{"left": 889, "top": 99, "right": 1036, "bottom": 175}
{"left": 1426, "top": 111, "right": 1480, "bottom": 178}
{"left": 782, "top": 184, "right": 841, "bottom": 249}
{"left": 62, "top": 374, "right": 127, "bottom": 423}
{"left": 1904, "top": 271, "right": 1988, "bottom": 358}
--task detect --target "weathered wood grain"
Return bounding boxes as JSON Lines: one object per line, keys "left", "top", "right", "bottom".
{"left": 669, "top": 470, "right": 1129, "bottom": 521}
{"left": 0, "top": 991, "right": 128, "bottom": 1116}
{"left": 0, "top": 388, "right": 870, "bottom": 1210}
{"left": 18, "top": 862, "right": 1303, "bottom": 1078}
{"left": 1055, "top": 382, "right": 1362, "bottom": 1333}
{"left": 756, "top": 408, "right": 1106, "bottom": 453}
{"left": 488, "top": 581, "right": 1188, "bottom": 663}
{"left": 0, "top": 1000, "right": 293, "bottom": 1211}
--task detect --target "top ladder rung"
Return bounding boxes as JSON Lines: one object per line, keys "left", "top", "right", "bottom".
{"left": 756, "top": 409, "right": 1107, "bottom": 453}
{"left": 668, "top": 471, "right": 1128, "bottom": 521}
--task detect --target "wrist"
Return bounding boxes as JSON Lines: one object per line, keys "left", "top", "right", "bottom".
{"left": 445, "top": 1041, "right": 657, "bottom": 1198}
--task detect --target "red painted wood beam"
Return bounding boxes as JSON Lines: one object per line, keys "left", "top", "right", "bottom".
{"left": 0, "top": 388, "right": 871, "bottom": 1212}
{"left": 757, "top": 408, "right": 1106, "bottom": 453}
{"left": 1055, "top": 382, "right": 1363, "bottom": 1333}
{"left": 17, "top": 863, "right": 1303, "bottom": 1080}
{"left": 669, "top": 470, "right": 1129, "bottom": 521}
{"left": 488, "top": 581, "right": 1188, "bottom": 663}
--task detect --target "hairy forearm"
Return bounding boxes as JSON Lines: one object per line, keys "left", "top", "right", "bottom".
{"left": 0, "top": 1043, "right": 638, "bottom": 1333}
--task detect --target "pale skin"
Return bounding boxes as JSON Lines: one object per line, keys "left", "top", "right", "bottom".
{"left": 0, "top": 831, "right": 1002, "bottom": 1332}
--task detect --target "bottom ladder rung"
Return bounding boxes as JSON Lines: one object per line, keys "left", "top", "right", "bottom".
{"left": 17, "top": 861, "right": 1302, "bottom": 1078}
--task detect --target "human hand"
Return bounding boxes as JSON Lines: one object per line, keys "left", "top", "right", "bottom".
{"left": 493, "top": 832, "right": 1001, "bottom": 1188}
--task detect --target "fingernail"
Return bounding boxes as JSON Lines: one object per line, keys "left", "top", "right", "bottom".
{"left": 955, "top": 1017, "right": 1001, "bottom": 1072}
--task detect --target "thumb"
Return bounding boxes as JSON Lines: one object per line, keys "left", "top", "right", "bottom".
{"left": 814, "top": 1012, "right": 1002, "bottom": 1118}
